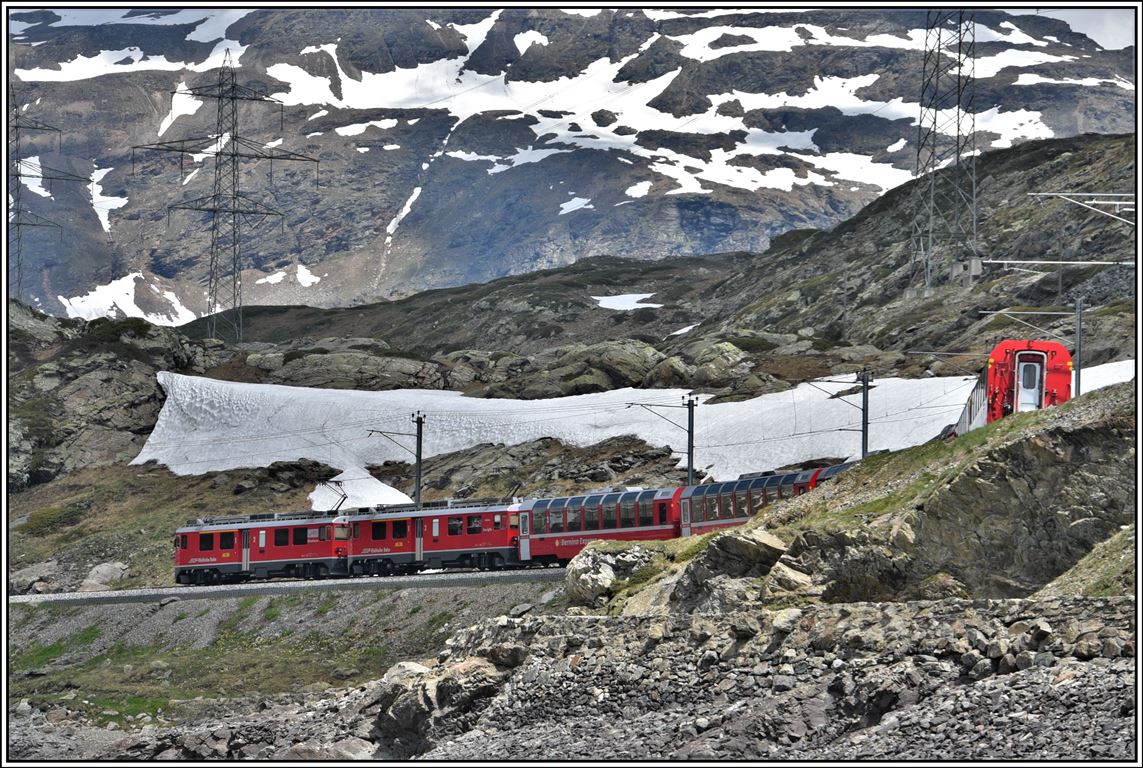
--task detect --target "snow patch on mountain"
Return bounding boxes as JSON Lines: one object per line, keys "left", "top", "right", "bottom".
{"left": 515, "top": 31, "right": 550, "bottom": 54}
{"left": 453, "top": 9, "right": 501, "bottom": 53}
{"left": 593, "top": 293, "right": 662, "bottom": 310}
{"left": 297, "top": 264, "right": 321, "bottom": 287}
{"left": 15, "top": 41, "right": 248, "bottom": 81}
{"left": 489, "top": 147, "right": 573, "bottom": 174}
{"left": 191, "top": 132, "right": 231, "bottom": 164}
{"left": 264, "top": 35, "right": 923, "bottom": 194}
{"left": 977, "top": 20, "right": 1050, "bottom": 48}
{"left": 625, "top": 181, "right": 652, "bottom": 198}
{"left": 1015, "top": 73, "right": 1135, "bottom": 91}
{"left": 335, "top": 118, "right": 399, "bottom": 136}
{"left": 18, "top": 157, "right": 52, "bottom": 198}
{"left": 559, "top": 196, "right": 594, "bottom": 215}
{"left": 58, "top": 272, "right": 196, "bottom": 326}
{"left": 158, "top": 82, "right": 204, "bottom": 137}
{"left": 256, "top": 271, "right": 287, "bottom": 285}
{"left": 974, "top": 49, "right": 1078, "bottom": 79}
{"left": 11, "top": 8, "right": 252, "bottom": 42}
{"left": 89, "top": 165, "right": 128, "bottom": 233}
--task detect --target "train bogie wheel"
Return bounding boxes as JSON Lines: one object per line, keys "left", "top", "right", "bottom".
{"left": 314, "top": 564, "right": 328, "bottom": 580}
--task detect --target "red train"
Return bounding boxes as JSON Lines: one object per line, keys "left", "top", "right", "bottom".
{"left": 949, "top": 339, "right": 1073, "bottom": 437}
{"left": 174, "top": 339, "right": 1076, "bottom": 585}
{"left": 173, "top": 463, "right": 856, "bottom": 584}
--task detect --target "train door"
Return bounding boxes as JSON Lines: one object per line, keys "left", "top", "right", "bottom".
{"left": 415, "top": 518, "right": 424, "bottom": 561}
{"left": 680, "top": 499, "right": 691, "bottom": 537}
{"left": 518, "top": 511, "right": 531, "bottom": 561}
{"left": 1014, "top": 352, "right": 1046, "bottom": 412}
{"left": 241, "top": 530, "right": 250, "bottom": 572}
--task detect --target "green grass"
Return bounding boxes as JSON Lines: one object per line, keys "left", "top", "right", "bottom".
{"left": 13, "top": 624, "right": 101, "bottom": 670}
{"left": 18, "top": 503, "right": 85, "bottom": 535}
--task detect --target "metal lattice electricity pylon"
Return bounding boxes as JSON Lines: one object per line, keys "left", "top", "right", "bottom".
{"left": 8, "top": 93, "right": 88, "bottom": 302}
{"left": 910, "top": 10, "right": 978, "bottom": 296}
{"left": 133, "top": 50, "right": 317, "bottom": 341}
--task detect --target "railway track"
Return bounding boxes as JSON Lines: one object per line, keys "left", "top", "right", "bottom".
{"left": 8, "top": 567, "right": 567, "bottom": 607}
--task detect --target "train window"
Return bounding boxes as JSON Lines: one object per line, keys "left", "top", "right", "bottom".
{"left": 566, "top": 504, "right": 582, "bottom": 533}
{"left": 199, "top": 533, "right": 214, "bottom": 551}
{"left": 180, "top": 534, "right": 188, "bottom": 549}
{"left": 584, "top": 504, "right": 599, "bottom": 531}
{"left": 549, "top": 500, "right": 566, "bottom": 534}
{"left": 681, "top": 498, "right": 692, "bottom": 522}
{"left": 619, "top": 493, "right": 637, "bottom": 527}
{"left": 705, "top": 493, "right": 717, "bottom": 521}
{"left": 656, "top": 502, "right": 667, "bottom": 526}
{"left": 532, "top": 501, "right": 549, "bottom": 534}
{"left": 319, "top": 526, "right": 329, "bottom": 541}
{"left": 432, "top": 519, "right": 440, "bottom": 539}
{"left": 448, "top": 516, "right": 463, "bottom": 536}
{"left": 352, "top": 523, "right": 360, "bottom": 539}
{"left": 1022, "top": 363, "right": 1038, "bottom": 390}
{"left": 467, "top": 515, "right": 483, "bottom": 534}
{"left": 372, "top": 521, "right": 387, "bottom": 540}
{"left": 750, "top": 489, "right": 766, "bottom": 511}
{"left": 689, "top": 486, "right": 707, "bottom": 522}
{"left": 219, "top": 531, "right": 235, "bottom": 549}
{"left": 392, "top": 520, "right": 408, "bottom": 539}
{"left": 494, "top": 514, "right": 503, "bottom": 530}
{"left": 258, "top": 530, "right": 266, "bottom": 549}
{"left": 293, "top": 527, "right": 308, "bottom": 545}
{"left": 638, "top": 493, "right": 654, "bottom": 527}
{"left": 334, "top": 525, "right": 349, "bottom": 541}
{"left": 567, "top": 497, "right": 584, "bottom": 533}
{"left": 721, "top": 490, "right": 733, "bottom": 519}
{"left": 274, "top": 528, "right": 289, "bottom": 546}
{"left": 602, "top": 494, "right": 620, "bottom": 528}
{"left": 508, "top": 513, "right": 519, "bottom": 529}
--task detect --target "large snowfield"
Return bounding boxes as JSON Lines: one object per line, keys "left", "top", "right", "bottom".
{"left": 132, "top": 360, "right": 1136, "bottom": 510}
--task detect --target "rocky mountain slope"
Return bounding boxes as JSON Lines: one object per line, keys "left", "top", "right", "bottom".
{"left": 8, "top": 8, "right": 1134, "bottom": 318}
{"left": 8, "top": 133, "right": 1136, "bottom": 495}
{"left": 210, "top": 132, "right": 1136, "bottom": 368}
{"left": 6, "top": 381, "right": 1135, "bottom": 761}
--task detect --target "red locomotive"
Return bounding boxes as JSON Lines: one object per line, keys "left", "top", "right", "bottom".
{"left": 173, "top": 463, "right": 854, "bottom": 584}
{"left": 950, "top": 339, "right": 1073, "bottom": 437}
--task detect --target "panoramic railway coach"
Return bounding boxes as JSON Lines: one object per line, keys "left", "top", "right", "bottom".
{"left": 515, "top": 487, "right": 679, "bottom": 565}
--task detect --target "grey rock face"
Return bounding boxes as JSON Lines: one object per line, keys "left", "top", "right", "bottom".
{"left": 565, "top": 545, "right": 656, "bottom": 607}
{"left": 77, "top": 562, "right": 130, "bottom": 592}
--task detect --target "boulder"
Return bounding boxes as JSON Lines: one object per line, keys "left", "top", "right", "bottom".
{"left": 565, "top": 545, "right": 655, "bottom": 607}
{"left": 77, "top": 562, "right": 129, "bottom": 592}
{"left": 9, "top": 561, "right": 60, "bottom": 594}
